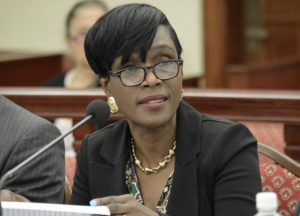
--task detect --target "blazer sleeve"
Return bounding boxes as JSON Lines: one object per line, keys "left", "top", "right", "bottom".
{"left": 4, "top": 119, "right": 65, "bottom": 203}
{"left": 212, "top": 122, "right": 262, "bottom": 216}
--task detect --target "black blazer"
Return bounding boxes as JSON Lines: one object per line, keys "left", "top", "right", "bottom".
{"left": 71, "top": 101, "right": 262, "bottom": 216}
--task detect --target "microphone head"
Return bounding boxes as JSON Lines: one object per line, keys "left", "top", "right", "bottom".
{"left": 85, "top": 99, "right": 110, "bottom": 125}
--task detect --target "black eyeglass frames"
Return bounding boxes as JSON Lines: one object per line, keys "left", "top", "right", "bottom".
{"left": 108, "top": 59, "right": 183, "bottom": 87}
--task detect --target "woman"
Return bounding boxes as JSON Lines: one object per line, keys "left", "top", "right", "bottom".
{"left": 70, "top": 3, "right": 262, "bottom": 216}
{"left": 44, "top": 0, "right": 107, "bottom": 88}
{"left": 43, "top": 0, "right": 108, "bottom": 185}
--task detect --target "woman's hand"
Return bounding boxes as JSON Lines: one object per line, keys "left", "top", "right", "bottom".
{"left": 90, "top": 194, "right": 159, "bottom": 216}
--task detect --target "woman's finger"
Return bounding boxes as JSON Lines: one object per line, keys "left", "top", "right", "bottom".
{"left": 90, "top": 194, "right": 133, "bottom": 206}
{"left": 106, "top": 202, "right": 128, "bottom": 215}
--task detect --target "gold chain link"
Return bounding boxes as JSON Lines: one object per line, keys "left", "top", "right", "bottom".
{"left": 131, "top": 138, "right": 176, "bottom": 174}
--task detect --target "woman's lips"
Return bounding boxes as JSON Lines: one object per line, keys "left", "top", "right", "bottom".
{"left": 139, "top": 95, "right": 167, "bottom": 109}
{"left": 140, "top": 95, "right": 167, "bottom": 104}
{"left": 144, "top": 99, "right": 164, "bottom": 104}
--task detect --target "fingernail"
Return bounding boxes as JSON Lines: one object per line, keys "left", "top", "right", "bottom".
{"left": 90, "top": 200, "right": 97, "bottom": 206}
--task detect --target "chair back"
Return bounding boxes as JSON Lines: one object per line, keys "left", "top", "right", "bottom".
{"left": 258, "top": 142, "right": 300, "bottom": 215}
{"left": 64, "top": 176, "right": 72, "bottom": 204}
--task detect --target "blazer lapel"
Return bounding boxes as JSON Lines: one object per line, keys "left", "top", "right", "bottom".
{"left": 167, "top": 101, "right": 202, "bottom": 215}
{"left": 90, "top": 158, "right": 129, "bottom": 197}
{"left": 91, "top": 120, "right": 131, "bottom": 198}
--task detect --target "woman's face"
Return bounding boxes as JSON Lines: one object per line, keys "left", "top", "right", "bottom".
{"left": 67, "top": 7, "right": 106, "bottom": 67}
{"left": 102, "top": 25, "right": 183, "bottom": 129}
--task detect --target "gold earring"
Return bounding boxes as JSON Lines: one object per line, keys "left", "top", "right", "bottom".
{"left": 107, "top": 96, "right": 118, "bottom": 114}
{"left": 181, "top": 89, "right": 184, "bottom": 99}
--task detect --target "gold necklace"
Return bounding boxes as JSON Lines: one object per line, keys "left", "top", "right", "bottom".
{"left": 130, "top": 138, "right": 176, "bottom": 174}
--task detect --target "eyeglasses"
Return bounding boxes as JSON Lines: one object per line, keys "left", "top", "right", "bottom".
{"left": 69, "top": 31, "right": 88, "bottom": 43}
{"left": 108, "top": 59, "right": 183, "bottom": 87}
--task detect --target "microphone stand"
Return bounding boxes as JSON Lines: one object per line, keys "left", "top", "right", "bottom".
{"left": 0, "top": 115, "right": 93, "bottom": 216}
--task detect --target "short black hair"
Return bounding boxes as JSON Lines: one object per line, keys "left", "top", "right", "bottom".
{"left": 84, "top": 3, "right": 182, "bottom": 78}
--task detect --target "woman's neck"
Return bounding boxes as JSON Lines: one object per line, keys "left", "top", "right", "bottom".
{"left": 129, "top": 118, "right": 177, "bottom": 168}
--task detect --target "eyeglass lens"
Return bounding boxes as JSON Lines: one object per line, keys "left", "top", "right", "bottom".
{"left": 120, "top": 60, "right": 180, "bottom": 86}
{"left": 70, "top": 31, "right": 88, "bottom": 43}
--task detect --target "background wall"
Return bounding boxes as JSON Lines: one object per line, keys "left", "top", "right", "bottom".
{"left": 0, "top": 0, "right": 204, "bottom": 78}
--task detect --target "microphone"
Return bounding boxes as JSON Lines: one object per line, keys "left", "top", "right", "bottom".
{"left": 86, "top": 99, "right": 110, "bottom": 125}
{"left": 0, "top": 99, "right": 110, "bottom": 216}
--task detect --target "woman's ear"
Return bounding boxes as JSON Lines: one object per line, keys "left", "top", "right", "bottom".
{"left": 65, "top": 36, "right": 71, "bottom": 46}
{"left": 99, "top": 77, "right": 111, "bottom": 96}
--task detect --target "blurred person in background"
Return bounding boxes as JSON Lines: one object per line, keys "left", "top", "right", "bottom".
{"left": 44, "top": 0, "right": 108, "bottom": 186}
{"left": 44, "top": 0, "right": 108, "bottom": 88}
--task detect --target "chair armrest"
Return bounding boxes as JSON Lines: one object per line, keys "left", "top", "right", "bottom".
{"left": 258, "top": 142, "right": 300, "bottom": 177}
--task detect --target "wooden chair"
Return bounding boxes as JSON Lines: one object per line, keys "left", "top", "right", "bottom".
{"left": 64, "top": 176, "right": 72, "bottom": 204}
{"left": 258, "top": 142, "right": 300, "bottom": 215}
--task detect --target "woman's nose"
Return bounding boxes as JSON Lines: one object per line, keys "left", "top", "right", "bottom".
{"left": 141, "top": 68, "right": 161, "bottom": 87}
